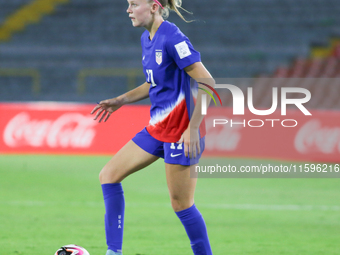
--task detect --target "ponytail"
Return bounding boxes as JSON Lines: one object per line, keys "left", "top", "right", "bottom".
{"left": 152, "top": 0, "right": 193, "bottom": 22}
{"left": 167, "top": 0, "right": 192, "bottom": 22}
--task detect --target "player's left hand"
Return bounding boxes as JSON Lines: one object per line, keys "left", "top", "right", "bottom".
{"left": 178, "top": 125, "right": 200, "bottom": 159}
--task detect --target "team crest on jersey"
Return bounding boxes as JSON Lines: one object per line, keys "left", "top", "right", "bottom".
{"left": 155, "top": 50, "right": 162, "bottom": 65}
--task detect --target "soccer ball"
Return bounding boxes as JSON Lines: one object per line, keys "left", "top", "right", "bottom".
{"left": 54, "top": 244, "right": 90, "bottom": 255}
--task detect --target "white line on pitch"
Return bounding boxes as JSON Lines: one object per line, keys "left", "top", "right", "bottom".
{"left": 1, "top": 201, "right": 340, "bottom": 211}
{"left": 202, "top": 204, "right": 340, "bottom": 211}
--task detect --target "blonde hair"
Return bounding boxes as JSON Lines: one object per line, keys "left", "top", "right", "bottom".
{"left": 151, "top": 0, "right": 193, "bottom": 22}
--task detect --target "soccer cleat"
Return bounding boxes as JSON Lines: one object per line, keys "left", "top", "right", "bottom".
{"left": 105, "top": 250, "right": 122, "bottom": 255}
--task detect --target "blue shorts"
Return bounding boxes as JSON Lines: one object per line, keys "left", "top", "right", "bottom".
{"left": 132, "top": 128, "right": 205, "bottom": 166}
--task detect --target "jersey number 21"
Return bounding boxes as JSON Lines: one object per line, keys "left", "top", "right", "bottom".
{"left": 146, "top": 69, "right": 157, "bottom": 87}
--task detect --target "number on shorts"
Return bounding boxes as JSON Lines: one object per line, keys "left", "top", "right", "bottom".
{"left": 170, "top": 143, "right": 183, "bottom": 150}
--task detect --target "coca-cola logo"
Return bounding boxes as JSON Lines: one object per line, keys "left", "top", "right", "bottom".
{"left": 295, "top": 120, "right": 340, "bottom": 154}
{"left": 205, "top": 116, "right": 241, "bottom": 151}
{"left": 3, "top": 112, "right": 97, "bottom": 148}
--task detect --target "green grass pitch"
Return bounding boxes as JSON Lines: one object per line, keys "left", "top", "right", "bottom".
{"left": 1, "top": 155, "right": 340, "bottom": 254}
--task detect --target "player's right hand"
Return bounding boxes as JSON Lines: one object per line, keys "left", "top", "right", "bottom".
{"left": 91, "top": 98, "right": 123, "bottom": 123}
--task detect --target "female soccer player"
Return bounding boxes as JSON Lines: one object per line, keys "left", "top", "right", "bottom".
{"left": 91, "top": 0, "right": 214, "bottom": 254}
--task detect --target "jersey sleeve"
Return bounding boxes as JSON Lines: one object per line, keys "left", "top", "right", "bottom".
{"left": 166, "top": 32, "right": 201, "bottom": 70}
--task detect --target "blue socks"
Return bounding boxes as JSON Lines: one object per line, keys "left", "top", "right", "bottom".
{"left": 176, "top": 204, "right": 213, "bottom": 255}
{"left": 102, "top": 184, "right": 211, "bottom": 255}
{"left": 102, "top": 183, "right": 125, "bottom": 253}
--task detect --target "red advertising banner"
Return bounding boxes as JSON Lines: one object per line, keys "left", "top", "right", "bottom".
{"left": 0, "top": 102, "right": 149, "bottom": 155}
{"left": 204, "top": 108, "right": 340, "bottom": 163}
{"left": 0, "top": 102, "right": 339, "bottom": 163}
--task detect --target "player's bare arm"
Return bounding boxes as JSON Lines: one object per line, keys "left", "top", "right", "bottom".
{"left": 91, "top": 81, "right": 151, "bottom": 123}
{"left": 180, "top": 62, "right": 215, "bottom": 158}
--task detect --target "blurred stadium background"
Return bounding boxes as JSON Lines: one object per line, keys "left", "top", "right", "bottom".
{"left": 1, "top": 1, "right": 340, "bottom": 254}
{"left": 0, "top": 0, "right": 340, "bottom": 103}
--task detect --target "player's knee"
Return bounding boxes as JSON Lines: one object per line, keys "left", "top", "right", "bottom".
{"left": 99, "top": 165, "right": 122, "bottom": 184}
{"left": 170, "top": 197, "right": 194, "bottom": 212}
